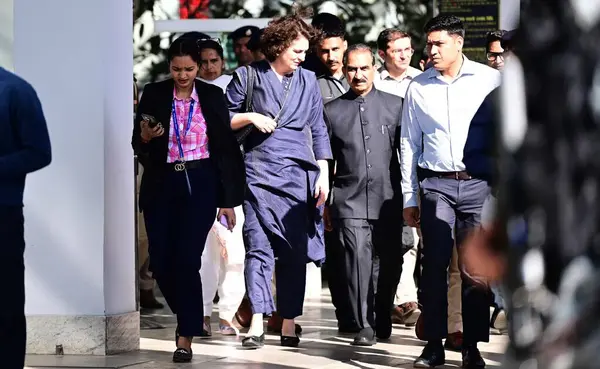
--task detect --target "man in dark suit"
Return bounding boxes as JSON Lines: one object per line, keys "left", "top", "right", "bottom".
{"left": 0, "top": 67, "right": 52, "bottom": 368}
{"left": 323, "top": 44, "right": 406, "bottom": 346}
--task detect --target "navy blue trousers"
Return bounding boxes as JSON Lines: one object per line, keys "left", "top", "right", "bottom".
{"left": 418, "top": 177, "right": 491, "bottom": 344}
{"left": 243, "top": 201, "right": 308, "bottom": 320}
{"left": 143, "top": 160, "right": 217, "bottom": 337}
{"left": 0, "top": 206, "right": 26, "bottom": 368}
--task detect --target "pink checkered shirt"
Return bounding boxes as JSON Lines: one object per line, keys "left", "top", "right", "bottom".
{"left": 167, "top": 86, "right": 210, "bottom": 163}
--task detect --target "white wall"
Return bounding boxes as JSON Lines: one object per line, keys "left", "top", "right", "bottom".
{"left": 0, "top": 0, "right": 13, "bottom": 70}
{"left": 14, "top": 0, "right": 135, "bottom": 316}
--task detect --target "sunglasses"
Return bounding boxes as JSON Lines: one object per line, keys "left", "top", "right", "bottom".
{"left": 196, "top": 37, "right": 222, "bottom": 46}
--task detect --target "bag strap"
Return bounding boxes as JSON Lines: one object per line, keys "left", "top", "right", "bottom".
{"left": 244, "top": 65, "right": 256, "bottom": 112}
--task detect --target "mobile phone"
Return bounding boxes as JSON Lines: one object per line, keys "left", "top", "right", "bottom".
{"left": 219, "top": 215, "right": 229, "bottom": 228}
{"left": 141, "top": 113, "right": 159, "bottom": 129}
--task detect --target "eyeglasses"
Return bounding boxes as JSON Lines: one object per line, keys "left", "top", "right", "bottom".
{"left": 486, "top": 52, "right": 506, "bottom": 61}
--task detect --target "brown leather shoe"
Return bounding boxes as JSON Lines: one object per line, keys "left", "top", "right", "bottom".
{"left": 234, "top": 298, "right": 252, "bottom": 328}
{"left": 444, "top": 331, "right": 464, "bottom": 352}
{"left": 391, "top": 302, "right": 421, "bottom": 326}
{"left": 140, "top": 289, "right": 164, "bottom": 309}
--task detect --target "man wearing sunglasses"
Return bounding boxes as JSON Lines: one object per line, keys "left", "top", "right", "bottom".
{"left": 486, "top": 30, "right": 508, "bottom": 71}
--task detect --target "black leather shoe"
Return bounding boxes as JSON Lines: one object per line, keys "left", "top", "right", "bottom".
{"left": 462, "top": 347, "right": 486, "bottom": 368}
{"left": 241, "top": 333, "right": 265, "bottom": 349}
{"left": 172, "top": 347, "right": 192, "bottom": 363}
{"left": 414, "top": 342, "right": 445, "bottom": 368}
{"left": 280, "top": 335, "right": 300, "bottom": 347}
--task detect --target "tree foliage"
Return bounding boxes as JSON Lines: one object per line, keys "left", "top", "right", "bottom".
{"left": 210, "top": 0, "right": 435, "bottom": 56}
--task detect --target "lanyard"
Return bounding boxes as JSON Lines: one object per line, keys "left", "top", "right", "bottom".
{"left": 171, "top": 99, "right": 195, "bottom": 161}
{"left": 171, "top": 99, "right": 195, "bottom": 195}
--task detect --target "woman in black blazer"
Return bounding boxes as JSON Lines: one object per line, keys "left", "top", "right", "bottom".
{"left": 132, "top": 37, "right": 245, "bottom": 363}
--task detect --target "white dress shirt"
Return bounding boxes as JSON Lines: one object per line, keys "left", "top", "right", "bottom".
{"left": 374, "top": 65, "right": 422, "bottom": 98}
{"left": 400, "top": 56, "right": 501, "bottom": 208}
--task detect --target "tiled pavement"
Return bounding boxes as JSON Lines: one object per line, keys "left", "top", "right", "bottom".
{"left": 25, "top": 290, "right": 507, "bottom": 368}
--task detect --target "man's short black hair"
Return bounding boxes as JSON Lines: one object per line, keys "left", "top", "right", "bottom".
{"left": 501, "top": 29, "right": 518, "bottom": 52}
{"left": 312, "top": 12, "right": 345, "bottom": 40}
{"left": 486, "top": 30, "right": 507, "bottom": 52}
{"left": 423, "top": 15, "right": 465, "bottom": 38}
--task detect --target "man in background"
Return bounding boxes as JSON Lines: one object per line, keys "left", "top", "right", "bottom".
{"left": 375, "top": 29, "right": 422, "bottom": 98}
{"left": 312, "top": 13, "right": 349, "bottom": 103}
{"left": 486, "top": 30, "right": 508, "bottom": 71}
{"left": 0, "top": 67, "right": 52, "bottom": 368}
{"left": 373, "top": 28, "right": 422, "bottom": 329}
{"left": 228, "top": 25, "right": 260, "bottom": 67}
{"left": 246, "top": 28, "right": 265, "bottom": 62}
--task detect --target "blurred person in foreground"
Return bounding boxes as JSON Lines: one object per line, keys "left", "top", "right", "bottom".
{"left": 0, "top": 67, "right": 52, "bottom": 369}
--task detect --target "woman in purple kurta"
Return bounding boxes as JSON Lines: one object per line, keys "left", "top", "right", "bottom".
{"left": 226, "top": 14, "right": 332, "bottom": 348}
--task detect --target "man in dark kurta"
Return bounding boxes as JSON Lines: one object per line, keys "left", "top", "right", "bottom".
{"left": 324, "top": 45, "right": 406, "bottom": 346}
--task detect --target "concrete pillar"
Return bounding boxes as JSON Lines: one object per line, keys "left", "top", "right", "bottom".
{"left": 13, "top": 0, "right": 138, "bottom": 355}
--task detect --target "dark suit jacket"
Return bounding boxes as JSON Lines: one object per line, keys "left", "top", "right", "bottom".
{"left": 132, "top": 78, "right": 245, "bottom": 210}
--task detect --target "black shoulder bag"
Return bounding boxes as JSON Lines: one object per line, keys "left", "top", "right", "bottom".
{"left": 234, "top": 66, "right": 294, "bottom": 145}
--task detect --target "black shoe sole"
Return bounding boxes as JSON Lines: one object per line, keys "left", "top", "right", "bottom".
{"left": 414, "top": 360, "right": 445, "bottom": 368}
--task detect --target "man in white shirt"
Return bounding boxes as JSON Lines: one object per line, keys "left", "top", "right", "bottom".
{"left": 400, "top": 15, "right": 500, "bottom": 368}
{"left": 374, "top": 29, "right": 422, "bottom": 98}
{"left": 373, "top": 28, "right": 422, "bottom": 329}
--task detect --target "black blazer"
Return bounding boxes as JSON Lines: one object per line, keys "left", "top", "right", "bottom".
{"left": 132, "top": 78, "right": 245, "bottom": 210}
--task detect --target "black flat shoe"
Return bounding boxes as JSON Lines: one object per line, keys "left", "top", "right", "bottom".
{"left": 173, "top": 347, "right": 192, "bottom": 363}
{"left": 280, "top": 335, "right": 300, "bottom": 347}
{"left": 414, "top": 342, "right": 445, "bottom": 368}
{"left": 241, "top": 333, "right": 265, "bottom": 349}
{"left": 462, "top": 347, "right": 486, "bottom": 368}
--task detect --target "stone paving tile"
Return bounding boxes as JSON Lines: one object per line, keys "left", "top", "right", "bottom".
{"left": 26, "top": 290, "right": 507, "bottom": 368}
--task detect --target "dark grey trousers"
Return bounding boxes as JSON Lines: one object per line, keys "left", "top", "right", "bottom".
{"left": 418, "top": 177, "right": 491, "bottom": 344}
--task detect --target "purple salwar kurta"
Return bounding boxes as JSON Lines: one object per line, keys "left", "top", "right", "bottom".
{"left": 226, "top": 60, "right": 332, "bottom": 317}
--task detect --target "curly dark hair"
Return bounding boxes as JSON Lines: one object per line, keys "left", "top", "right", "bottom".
{"left": 260, "top": 8, "right": 322, "bottom": 62}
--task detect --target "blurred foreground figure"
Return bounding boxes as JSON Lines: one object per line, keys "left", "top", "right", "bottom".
{"left": 0, "top": 68, "right": 52, "bottom": 368}
{"left": 463, "top": 1, "right": 600, "bottom": 367}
